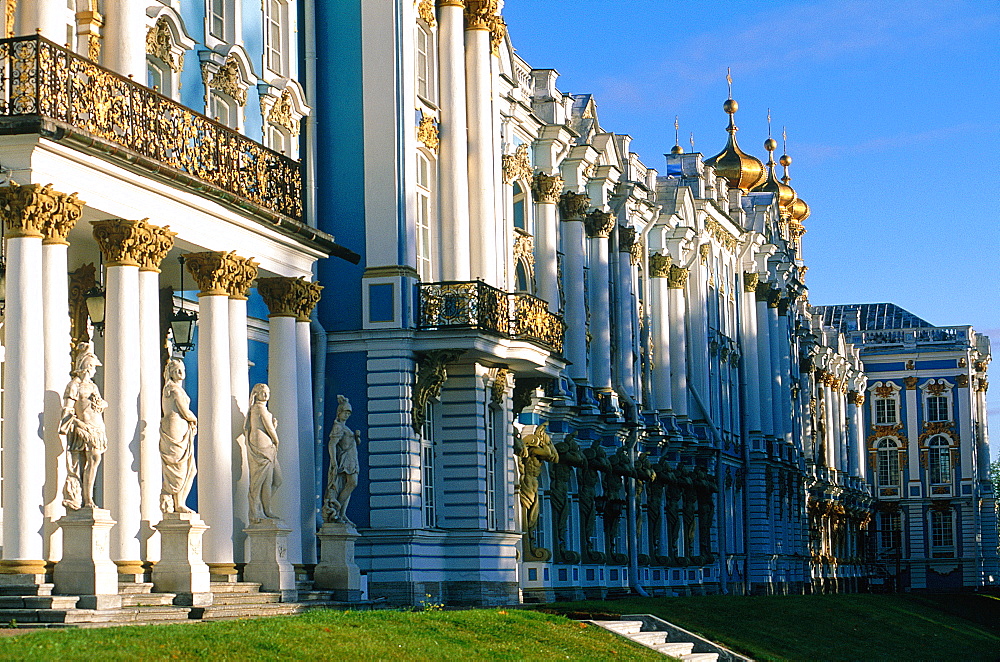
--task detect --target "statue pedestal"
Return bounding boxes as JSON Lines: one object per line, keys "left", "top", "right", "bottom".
{"left": 152, "top": 512, "right": 213, "bottom": 606}
{"left": 314, "top": 521, "right": 361, "bottom": 601}
{"left": 244, "top": 518, "right": 296, "bottom": 601}
{"left": 54, "top": 508, "right": 122, "bottom": 610}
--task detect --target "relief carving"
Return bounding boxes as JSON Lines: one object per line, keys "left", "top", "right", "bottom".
{"left": 584, "top": 209, "right": 614, "bottom": 238}
{"left": 531, "top": 172, "right": 563, "bottom": 203}
{"left": 648, "top": 253, "right": 672, "bottom": 278}
{"left": 502, "top": 143, "right": 532, "bottom": 183}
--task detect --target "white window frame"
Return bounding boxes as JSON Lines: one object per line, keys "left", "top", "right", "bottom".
{"left": 415, "top": 150, "right": 434, "bottom": 282}
{"left": 926, "top": 434, "right": 953, "bottom": 485}
{"left": 415, "top": 22, "right": 436, "bottom": 104}
{"left": 209, "top": 90, "right": 239, "bottom": 130}
{"left": 921, "top": 379, "right": 953, "bottom": 424}
{"left": 421, "top": 402, "right": 437, "bottom": 528}
{"left": 930, "top": 509, "right": 955, "bottom": 551}
{"left": 485, "top": 399, "right": 499, "bottom": 531}
{"left": 870, "top": 381, "right": 901, "bottom": 426}
{"left": 875, "top": 437, "right": 901, "bottom": 488}
{"left": 264, "top": 0, "right": 289, "bottom": 77}
{"left": 208, "top": 0, "right": 227, "bottom": 41}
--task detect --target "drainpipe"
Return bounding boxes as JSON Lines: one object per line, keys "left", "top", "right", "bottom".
{"left": 302, "top": 0, "right": 319, "bottom": 226}
{"left": 310, "top": 280, "right": 328, "bottom": 533}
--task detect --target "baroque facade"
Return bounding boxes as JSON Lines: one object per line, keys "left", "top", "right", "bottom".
{"left": 0, "top": 0, "right": 991, "bottom": 615}
{"left": 311, "top": 0, "right": 991, "bottom": 605}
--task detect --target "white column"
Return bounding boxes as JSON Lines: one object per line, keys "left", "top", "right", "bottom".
{"left": 756, "top": 295, "right": 774, "bottom": 438}
{"left": 137, "top": 227, "right": 173, "bottom": 566}
{"left": 229, "top": 296, "right": 251, "bottom": 564}
{"left": 616, "top": 234, "right": 636, "bottom": 398}
{"left": 532, "top": 178, "right": 561, "bottom": 311}
{"left": 2, "top": 231, "right": 46, "bottom": 571}
{"left": 767, "top": 303, "right": 784, "bottom": 443}
{"left": 846, "top": 393, "right": 860, "bottom": 477}
{"left": 561, "top": 216, "right": 587, "bottom": 382}
{"left": 587, "top": 220, "right": 613, "bottom": 391}
{"left": 650, "top": 259, "right": 672, "bottom": 411}
{"left": 437, "top": 0, "right": 471, "bottom": 282}
{"left": 197, "top": 292, "right": 234, "bottom": 572}
{"left": 465, "top": 7, "right": 497, "bottom": 285}
{"left": 41, "top": 238, "right": 70, "bottom": 563}
{"left": 267, "top": 316, "right": 302, "bottom": 564}
{"left": 667, "top": 267, "right": 689, "bottom": 419}
{"left": 296, "top": 318, "right": 317, "bottom": 566}
{"left": 102, "top": 261, "right": 143, "bottom": 571}
{"left": 18, "top": 0, "right": 64, "bottom": 41}
{"left": 741, "top": 276, "right": 761, "bottom": 434}
{"left": 102, "top": 0, "right": 147, "bottom": 79}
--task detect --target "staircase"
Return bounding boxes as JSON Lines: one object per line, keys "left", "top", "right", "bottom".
{"left": 592, "top": 619, "right": 732, "bottom": 661}
{"left": 0, "top": 581, "right": 191, "bottom": 627}
{"left": 188, "top": 581, "right": 341, "bottom": 621}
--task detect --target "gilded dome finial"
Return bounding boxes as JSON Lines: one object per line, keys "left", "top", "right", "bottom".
{"left": 671, "top": 115, "right": 684, "bottom": 154}
{"left": 779, "top": 128, "right": 810, "bottom": 223}
{"left": 703, "top": 68, "right": 765, "bottom": 192}
{"left": 752, "top": 110, "right": 795, "bottom": 214}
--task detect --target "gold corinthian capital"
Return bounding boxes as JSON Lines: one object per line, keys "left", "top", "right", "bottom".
{"left": 184, "top": 250, "right": 249, "bottom": 297}
{"left": 0, "top": 182, "right": 84, "bottom": 241}
{"left": 257, "top": 276, "right": 323, "bottom": 321}
{"left": 92, "top": 218, "right": 159, "bottom": 267}
{"left": 464, "top": 0, "right": 497, "bottom": 30}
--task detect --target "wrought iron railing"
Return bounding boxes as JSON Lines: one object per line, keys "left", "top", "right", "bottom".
{"left": 418, "top": 280, "right": 565, "bottom": 353}
{"left": 0, "top": 35, "right": 303, "bottom": 220}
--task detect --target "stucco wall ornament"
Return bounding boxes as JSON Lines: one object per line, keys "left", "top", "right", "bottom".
{"left": 705, "top": 218, "right": 739, "bottom": 252}
{"left": 491, "top": 367, "right": 510, "bottom": 407}
{"left": 146, "top": 16, "right": 183, "bottom": 72}
{"left": 5, "top": 0, "right": 15, "bottom": 38}
{"left": 416, "top": 115, "right": 439, "bottom": 152}
{"left": 531, "top": 172, "right": 563, "bottom": 203}
{"left": 416, "top": 0, "right": 436, "bottom": 27}
{"left": 513, "top": 233, "right": 534, "bottom": 268}
{"left": 246, "top": 383, "right": 282, "bottom": 522}
{"left": 412, "top": 349, "right": 463, "bottom": 432}
{"left": 205, "top": 55, "right": 247, "bottom": 106}
{"left": 502, "top": 143, "right": 532, "bottom": 183}
{"left": 159, "top": 358, "right": 197, "bottom": 514}
{"left": 60, "top": 342, "right": 108, "bottom": 511}
{"left": 267, "top": 89, "right": 300, "bottom": 136}
{"left": 322, "top": 396, "right": 362, "bottom": 525}
{"left": 488, "top": 13, "right": 506, "bottom": 55}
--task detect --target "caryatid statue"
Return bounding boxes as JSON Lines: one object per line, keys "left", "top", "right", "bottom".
{"left": 579, "top": 439, "right": 611, "bottom": 563}
{"left": 322, "top": 395, "right": 361, "bottom": 526}
{"left": 693, "top": 466, "right": 718, "bottom": 560}
{"left": 60, "top": 342, "right": 108, "bottom": 511}
{"left": 604, "top": 446, "right": 634, "bottom": 561}
{"left": 515, "top": 423, "right": 559, "bottom": 562}
{"left": 549, "top": 433, "right": 586, "bottom": 563}
{"left": 159, "top": 358, "right": 197, "bottom": 514}
{"left": 246, "top": 383, "right": 282, "bottom": 523}
{"left": 677, "top": 464, "right": 698, "bottom": 561}
{"left": 634, "top": 452, "right": 656, "bottom": 561}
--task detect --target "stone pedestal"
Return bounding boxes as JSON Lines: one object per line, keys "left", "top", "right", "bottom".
{"left": 152, "top": 513, "right": 213, "bottom": 606}
{"left": 53, "top": 508, "right": 122, "bottom": 609}
{"left": 314, "top": 522, "right": 362, "bottom": 601}
{"left": 244, "top": 519, "right": 296, "bottom": 601}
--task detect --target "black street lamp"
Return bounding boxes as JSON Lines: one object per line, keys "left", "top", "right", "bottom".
{"left": 170, "top": 254, "right": 198, "bottom": 354}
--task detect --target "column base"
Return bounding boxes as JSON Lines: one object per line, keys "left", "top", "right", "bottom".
{"left": 115, "top": 559, "right": 146, "bottom": 583}
{"left": 244, "top": 518, "right": 296, "bottom": 601}
{"left": 152, "top": 513, "right": 213, "bottom": 606}
{"left": 0, "top": 560, "right": 48, "bottom": 578}
{"left": 314, "top": 522, "right": 362, "bottom": 601}
{"left": 53, "top": 507, "right": 122, "bottom": 609}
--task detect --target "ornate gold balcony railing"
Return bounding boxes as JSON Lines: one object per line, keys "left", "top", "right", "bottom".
{"left": 418, "top": 280, "right": 565, "bottom": 353}
{"left": 0, "top": 35, "right": 302, "bottom": 221}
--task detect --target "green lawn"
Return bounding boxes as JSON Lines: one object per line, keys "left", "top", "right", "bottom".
{"left": 0, "top": 608, "right": 662, "bottom": 661}
{"left": 537, "top": 593, "right": 1000, "bottom": 662}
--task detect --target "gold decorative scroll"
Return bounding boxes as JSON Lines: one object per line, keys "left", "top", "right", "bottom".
{"left": 705, "top": 218, "right": 738, "bottom": 252}
{"left": 491, "top": 367, "right": 510, "bottom": 407}
{"left": 488, "top": 14, "right": 506, "bottom": 55}
{"left": 416, "top": 0, "right": 436, "bottom": 27}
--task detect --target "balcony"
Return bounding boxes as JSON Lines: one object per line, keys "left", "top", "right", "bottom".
{"left": 417, "top": 280, "right": 565, "bottom": 353}
{"left": 0, "top": 35, "right": 302, "bottom": 221}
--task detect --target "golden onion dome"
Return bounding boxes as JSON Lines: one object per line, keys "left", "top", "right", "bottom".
{"left": 780, "top": 153, "right": 810, "bottom": 222}
{"left": 670, "top": 143, "right": 684, "bottom": 154}
{"left": 703, "top": 98, "right": 765, "bottom": 192}
{"left": 752, "top": 138, "right": 796, "bottom": 214}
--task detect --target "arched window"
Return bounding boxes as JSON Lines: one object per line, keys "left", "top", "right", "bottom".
{"left": 512, "top": 182, "right": 526, "bottom": 231}
{"left": 875, "top": 437, "right": 900, "bottom": 487}
{"left": 514, "top": 261, "right": 530, "bottom": 293}
{"left": 264, "top": 0, "right": 289, "bottom": 76}
{"left": 415, "top": 151, "right": 434, "bottom": 281}
{"left": 927, "top": 435, "right": 952, "bottom": 484}
{"left": 210, "top": 91, "right": 238, "bottom": 129}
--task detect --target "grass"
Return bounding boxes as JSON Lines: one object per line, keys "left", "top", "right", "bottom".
{"left": 537, "top": 593, "right": 1000, "bottom": 661}
{"left": 0, "top": 608, "right": 663, "bottom": 661}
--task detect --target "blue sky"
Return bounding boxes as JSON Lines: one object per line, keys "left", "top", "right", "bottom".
{"left": 503, "top": 0, "right": 1000, "bottom": 455}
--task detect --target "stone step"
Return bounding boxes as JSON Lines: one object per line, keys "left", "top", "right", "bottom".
{"left": 0, "top": 595, "right": 79, "bottom": 610}
{"left": 109, "top": 607, "right": 192, "bottom": 624}
{"left": 210, "top": 582, "right": 263, "bottom": 594}
{"left": 120, "top": 593, "right": 177, "bottom": 607}
{"left": 190, "top": 602, "right": 306, "bottom": 621}
{"left": 597, "top": 620, "right": 644, "bottom": 635}
{"left": 210, "top": 592, "right": 282, "bottom": 606}
{"left": 296, "top": 590, "right": 336, "bottom": 602}
{"left": 654, "top": 642, "right": 695, "bottom": 657}
{"left": 631, "top": 631, "right": 668, "bottom": 646}
{"left": 0, "top": 584, "right": 54, "bottom": 597}
{"left": 118, "top": 582, "right": 155, "bottom": 595}
{"left": 678, "top": 654, "right": 718, "bottom": 662}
